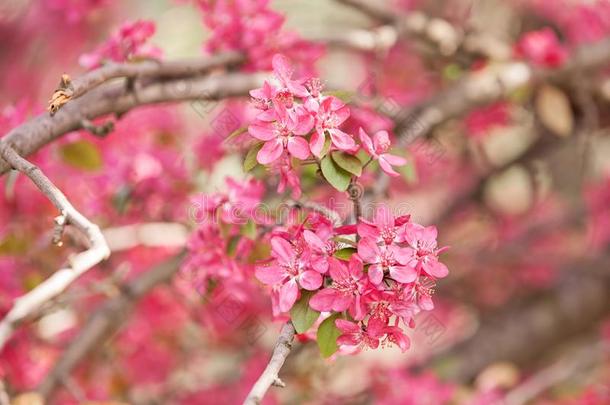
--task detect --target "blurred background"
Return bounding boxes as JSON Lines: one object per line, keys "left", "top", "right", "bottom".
{"left": 1, "top": 0, "right": 610, "bottom": 404}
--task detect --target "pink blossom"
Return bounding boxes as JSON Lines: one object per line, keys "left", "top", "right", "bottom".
{"left": 303, "top": 228, "right": 337, "bottom": 273}
{"left": 358, "top": 128, "right": 406, "bottom": 176}
{"left": 309, "top": 96, "right": 355, "bottom": 157}
{"left": 271, "top": 54, "right": 308, "bottom": 97}
{"left": 335, "top": 318, "right": 385, "bottom": 350}
{"left": 358, "top": 237, "right": 416, "bottom": 284}
{"left": 309, "top": 257, "right": 368, "bottom": 320}
{"left": 249, "top": 104, "right": 312, "bottom": 164}
{"left": 255, "top": 237, "right": 323, "bottom": 312}
{"left": 79, "top": 20, "right": 162, "bottom": 69}
{"left": 273, "top": 156, "right": 302, "bottom": 199}
{"left": 515, "top": 28, "right": 568, "bottom": 68}
{"left": 401, "top": 223, "right": 449, "bottom": 279}
{"left": 357, "top": 204, "right": 410, "bottom": 245}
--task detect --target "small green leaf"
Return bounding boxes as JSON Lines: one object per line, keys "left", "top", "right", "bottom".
{"left": 334, "top": 247, "right": 357, "bottom": 260}
{"left": 317, "top": 313, "right": 342, "bottom": 358}
{"left": 241, "top": 219, "right": 257, "bottom": 240}
{"left": 290, "top": 291, "right": 321, "bottom": 333}
{"left": 224, "top": 126, "right": 248, "bottom": 144}
{"left": 226, "top": 235, "right": 240, "bottom": 257}
{"left": 331, "top": 151, "right": 362, "bottom": 177}
{"left": 319, "top": 135, "right": 332, "bottom": 159}
{"left": 243, "top": 142, "right": 264, "bottom": 172}
{"left": 320, "top": 156, "right": 351, "bottom": 192}
{"left": 59, "top": 140, "right": 103, "bottom": 171}
{"left": 112, "top": 185, "right": 131, "bottom": 214}
{"left": 247, "top": 241, "right": 271, "bottom": 263}
{"left": 0, "top": 233, "right": 29, "bottom": 255}
{"left": 324, "top": 90, "right": 355, "bottom": 103}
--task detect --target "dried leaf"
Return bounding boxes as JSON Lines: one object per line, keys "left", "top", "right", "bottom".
{"left": 11, "top": 392, "right": 44, "bottom": 405}
{"left": 535, "top": 84, "right": 573, "bottom": 137}
{"left": 47, "top": 74, "right": 74, "bottom": 116}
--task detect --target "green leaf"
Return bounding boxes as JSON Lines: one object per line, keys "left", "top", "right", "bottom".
{"left": 59, "top": 140, "right": 103, "bottom": 171}
{"left": 247, "top": 241, "right": 271, "bottom": 263}
{"left": 226, "top": 235, "right": 240, "bottom": 257}
{"left": 334, "top": 247, "right": 356, "bottom": 260}
{"left": 397, "top": 158, "right": 418, "bottom": 185}
{"left": 290, "top": 291, "right": 321, "bottom": 333}
{"left": 243, "top": 142, "right": 264, "bottom": 172}
{"left": 0, "top": 233, "right": 29, "bottom": 255}
{"left": 320, "top": 156, "right": 351, "bottom": 192}
{"left": 317, "top": 313, "right": 342, "bottom": 358}
{"left": 319, "top": 135, "right": 332, "bottom": 159}
{"left": 331, "top": 151, "right": 362, "bottom": 177}
{"left": 241, "top": 219, "right": 257, "bottom": 240}
{"left": 112, "top": 185, "right": 131, "bottom": 214}
{"left": 224, "top": 126, "right": 248, "bottom": 144}
{"left": 324, "top": 90, "right": 355, "bottom": 103}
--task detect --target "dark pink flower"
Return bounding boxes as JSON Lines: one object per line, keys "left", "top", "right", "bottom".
{"left": 357, "top": 237, "right": 417, "bottom": 285}
{"left": 271, "top": 54, "right": 308, "bottom": 97}
{"left": 335, "top": 318, "right": 385, "bottom": 350}
{"left": 309, "top": 96, "right": 355, "bottom": 157}
{"left": 309, "top": 257, "right": 368, "bottom": 320}
{"left": 255, "top": 237, "right": 322, "bottom": 312}
{"left": 249, "top": 104, "right": 312, "bottom": 164}
{"left": 515, "top": 28, "right": 568, "bottom": 68}
{"left": 79, "top": 20, "right": 162, "bottom": 69}
{"left": 303, "top": 229, "right": 337, "bottom": 273}
{"left": 357, "top": 204, "right": 410, "bottom": 245}
{"left": 401, "top": 223, "right": 449, "bottom": 279}
{"left": 359, "top": 128, "right": 406, "bottom": 176}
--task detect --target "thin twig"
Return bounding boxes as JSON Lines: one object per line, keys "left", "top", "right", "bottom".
{"left": 0, "top": 143, "right": 110, "bottom": 350}
{"left": 243, "top": 321, "right": 296, "bottom": 405}
{"left": 503, "top": 341, "right": 608, "bottom": 405}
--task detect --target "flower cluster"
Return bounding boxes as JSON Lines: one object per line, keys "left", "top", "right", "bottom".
{"left": 247, "top": 54, "right": 406, "bottom": 197}
{"left": 196, "top": 0, "right": 323, "bottom": 72}
{"left": 79, "top": 20, "right": 162, "bottom": 69}
{"left": 255, "top": 205, "right": 449, "bottom": 355}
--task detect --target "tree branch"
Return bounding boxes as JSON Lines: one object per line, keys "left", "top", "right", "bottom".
{"left": 0, "top": 68, "right": 265, "bottom": 176}
{"left": 0, "top": 143, "right": 110, "bottom": 350}
{"left": 37, "top": 252, "right": 186, "bottom": 399}
{"left": 243, "top": 321, "right": 296, "bottom": 405}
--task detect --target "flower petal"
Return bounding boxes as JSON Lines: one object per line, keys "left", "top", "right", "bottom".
{"left": 279, "top": 279, "right": 299, "bottom": 312}
{"left": 299, "top": 270, "right": 323, "bottom": 290}
{"left": 257, "top": 139, "right": 284, "bottom": 164}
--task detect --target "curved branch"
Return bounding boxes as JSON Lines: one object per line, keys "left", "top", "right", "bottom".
{"left": 243, "top": 321, "right": 296, "bottom": 405}
{"left": 0, "top": 144, "right": 110, "bottom": 349}
{"left": 65, "top": 52, "right": 244, "bottom": 102}
{"left": 0, "top": 69, "right": 265, "bottom": 176}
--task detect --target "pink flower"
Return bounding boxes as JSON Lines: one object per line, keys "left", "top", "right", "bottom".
{"left": 358, "top": 237, "right": 417, "bottom": 284}
{"left": 357, "top": 204, "right": 410, "bottom": 245}
{"left": 309, "top": 96, "right": 355, "bottom": 157}
{"left": 250, "top": 81, "right": 277, "bottom": 111}
{"left": 271, "top": 54, "right": 309, "bottom": 97}
{"left": 79, "top": 20, "right": 162, "bottom": 69}
{"left": 303, "top": 228, "right": 337, "bottom": 273}
{"left": 515, "top": 28, "right": 568, "bottom": 68}
{"left": 384, "top": 324, "right": 411, "bottom": 352}
{"left": 401, "top": 223, "right": 449, "bottom": 279}
{"left": 255, "top": 237, "right": 323, "bottom": 312}
{"left": 359, "top": 128, "right": 406, "bottom": 176}
{"left": 335, "top": 318, "right": 385, "bottom": 350}
{"left": 273, "top": 156, "right": 302, "bottom": 199}
{"left": 249, "top": 104, "right": 312, "bottom": 164}
{"left": 309, "top": 257, "right": 368, "bottom": 320}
